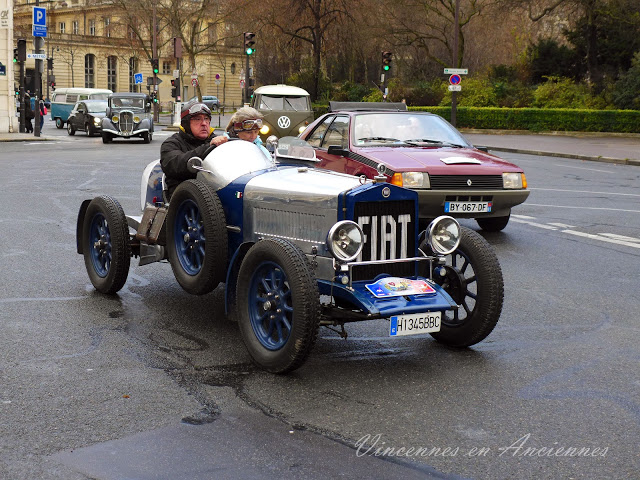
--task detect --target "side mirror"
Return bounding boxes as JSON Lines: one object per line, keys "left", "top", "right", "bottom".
{"left": 327, "top": 145, "right": 348, "bottom": 157}
{"left": 475, "top": 146, "right": 489, "bottom": 153}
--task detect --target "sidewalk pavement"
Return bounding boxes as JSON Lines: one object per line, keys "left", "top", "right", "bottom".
{"left": 461, "top": 130, "right": 640, "bottom": 166}
{"left": 2, "top": 127, "right": 639, "bottom": 166}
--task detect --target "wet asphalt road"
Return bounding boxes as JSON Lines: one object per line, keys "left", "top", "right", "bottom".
{"left": 1, "top": 129, "right": 639, "bottom": 479}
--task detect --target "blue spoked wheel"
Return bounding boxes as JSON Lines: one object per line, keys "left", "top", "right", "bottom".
{"left": 237, "top": 238, "right": 320, "bottom": 373}
{"left": 82, "top": 195, "right": 131, "bottom": 294}
{"left": 429, "top": 226, "right": 504, "bottom": 347}
{"left": 166, "top": 179, "right": 227, "bottom": 295}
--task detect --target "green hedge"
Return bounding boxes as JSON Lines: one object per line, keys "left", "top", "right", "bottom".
{"left": 409, "top": 107, "right": 640, "bottom": 133}
{"left": 312, "top": 104, "right": 640, "bottom": 133}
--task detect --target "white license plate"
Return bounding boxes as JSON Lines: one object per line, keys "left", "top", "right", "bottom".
{"left": 390, "top": 312, "right": 441, "bottom": 336}
{"left": 445, "top": 201, "right": 492, "bottom": 213}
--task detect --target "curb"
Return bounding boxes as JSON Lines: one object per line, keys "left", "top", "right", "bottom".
{"left": 483, "top": 146, "right": 640, "bottom": 166}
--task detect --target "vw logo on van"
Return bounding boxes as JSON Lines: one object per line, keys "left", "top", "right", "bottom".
{"left": 277, "top": 116, "right": 291, "bottom": 129}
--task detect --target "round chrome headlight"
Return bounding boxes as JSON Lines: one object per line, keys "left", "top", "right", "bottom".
{"left": 327, "top": 221, "right": 364, "bottom": 262}
{"left": 133, "top": 116, "right": 141, "bottom": 123}
{"left": 427, "top": 216, "right": 460, "bottom": 255}
{"left": 111, "top": 115, "right": 119, "bottom": 123}
{"left": 93, "top": 117, "right": 101, "bottom": 125}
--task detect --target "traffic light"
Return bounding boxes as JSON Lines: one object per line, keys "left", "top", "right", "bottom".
{"left": 382, "top": 51, "right": 392, "bottom": 71}
{"left": 47, "top": 57, "right": 54, "bottom": 70}
{"left": 13, "top": 48, "right": 18, "bottom": 63}
{"left": 151, "top": 58, "right": 159, "bottom": 75}
{"left": 17, "top": 39, "right": 27, "bottom": 62}
{"left": 170, "top": 79, "right": 178, "bottom": 98}
{"left": 50, "top": 81, "right": 56, "bottom": 90}
{"left": 244, "top": 32, "right": 255, "bottom": 55}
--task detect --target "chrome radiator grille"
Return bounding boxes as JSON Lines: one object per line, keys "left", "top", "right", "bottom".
{"left": 353, "top": 200, "right": 416, "bottom": 281}
{"left": 119, "top": 112, "right": 134, "bottom": 134}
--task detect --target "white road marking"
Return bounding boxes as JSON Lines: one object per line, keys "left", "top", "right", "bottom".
{"left": 548, "top": 222, "right": 575, "bottom": 228}
{"left": 553, "top": 163, "right": 615, "bottom": 173}
{"left": 562, "top": 230, "right": 640, "bottom": 249}
{"left": 511, "top": 218, "right": 558, "bottom": 230}
{"left": 529, "top": 187, "right": 640, "bottom": 198}
{"left": 512, "top": 214, "right": 537, "bottom": 220}
{"left": 526, "top": 203, "right": 640, "bottom": 214}
{"left": 512, "top": 214, "right": 640, "bottom": 249}
{"left": 598, "top": 233, "right": 640, "bottom": 243}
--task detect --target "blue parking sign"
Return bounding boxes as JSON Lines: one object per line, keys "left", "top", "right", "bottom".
{"left": 134, "top": 73, "right": 143, "bottom": 84}
{"left": 33, "top": 7, "right": 47, "bottom": 37}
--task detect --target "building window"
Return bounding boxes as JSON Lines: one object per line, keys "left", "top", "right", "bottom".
{"left": 208, "top": 23, "right": 218, "bottom": 44}
{"left": 104, "top": 17, "right": 111, "bottom": 37}
{"left": 59, "top": 22, "right": 66, "bottom": 34}
{"left": 85, "top": 54, "right": 95, "bottom": 88}
{"left": 72, "top": 21, "right": 78, "bottom": 35}
{"left": 129, "top": 57, "right": 138, "bottom": 92}
{"left": 108, "top": 56, "right": 117, "bottom": 92}
{"left": 89, "top": 19, "right": 95, "bottom": 36}
{"left": 162, "top": 61, "right": 172, "bottom": 75}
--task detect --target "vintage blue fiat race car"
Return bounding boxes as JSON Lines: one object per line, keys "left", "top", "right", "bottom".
{"left": 76, "top": 137, "right": 504, "bottom": 373}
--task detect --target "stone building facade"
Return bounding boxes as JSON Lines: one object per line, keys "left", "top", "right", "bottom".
{"left": 12, "top": 0, "right": 247, "bottom": 111}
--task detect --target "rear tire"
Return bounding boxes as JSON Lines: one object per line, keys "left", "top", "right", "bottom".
{"left": 82, "top": 195, "right": 131, "bottom": 294}
{"left": 55, "top": 118, "right": 64, "bottom": 129}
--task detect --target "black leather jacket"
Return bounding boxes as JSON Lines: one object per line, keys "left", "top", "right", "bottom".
{"left": 160, "top": 128, "right": 217, "bottom": 198}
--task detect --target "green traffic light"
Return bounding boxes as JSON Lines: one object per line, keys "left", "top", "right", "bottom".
{"left": 13, "top": 58, "right": 17, "bottom": 63}
{"left": 153, "top": 68, "right": 159, "bottom": 74}
{"left": 383, "top": 65, "right": 390, "bottom": 71}
{"left": 246, "top": 47, "right": 253, "bottom": 55}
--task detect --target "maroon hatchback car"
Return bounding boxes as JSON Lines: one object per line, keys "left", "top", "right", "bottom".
{"left": 300, "top": 102, "right": 530, "bottom": 231}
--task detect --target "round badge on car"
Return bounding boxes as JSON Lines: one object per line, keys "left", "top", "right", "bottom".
{"left": 382, "top": 187, "right": 391, "bottom": 198}
{"left": 467, "top": 179, "right": 473, "bottom": 186}
{"left": 277, "top": 116, "right": 291, "bottom": 128}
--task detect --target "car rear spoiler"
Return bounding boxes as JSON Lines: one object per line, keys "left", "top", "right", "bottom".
{"left": 328, "top": 101, "right": 408, "bottom": 112}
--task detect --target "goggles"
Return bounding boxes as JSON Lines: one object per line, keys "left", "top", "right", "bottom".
{"left": 181, "top": 103, "right": 212, "bottom": 119}
{"left": 233, "top": 119, "right": 263, "bottom": 132}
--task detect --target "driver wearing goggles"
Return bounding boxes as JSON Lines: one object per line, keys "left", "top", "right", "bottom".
{"left": 160, "top": 99, "right": 228, "bottom": 199}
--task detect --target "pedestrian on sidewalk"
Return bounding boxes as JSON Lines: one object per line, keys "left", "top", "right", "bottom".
{"left": 24, "top": 94, "right": 34, "bottom": 133}
{"left": 38, "top": 99, "right": 45, "bottom": 130}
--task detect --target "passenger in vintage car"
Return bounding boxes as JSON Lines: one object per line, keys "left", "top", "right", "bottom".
{"left": 160, "top": 100, "right": 228, "bottom": 199}
{"left": 225, "top": 106, "right": 270, "bottom": 156}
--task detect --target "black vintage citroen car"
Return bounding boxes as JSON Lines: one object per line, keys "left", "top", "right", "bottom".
{"left": 101, "top": 92, "right": 154, "bottom": 144}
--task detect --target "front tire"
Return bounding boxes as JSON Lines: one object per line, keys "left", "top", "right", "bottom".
{"left": 142, "top": 132, "right": 151, "bottom": 144}
{"left": 430, "top": 226, "right": 504, "bottom": 347}
{"left": 85, "top": 123, "right": 93, "bottom": 137}
{"left": 67, "top": 122, "right": 75, "bottom": 135}
{"left": 237, "top": 238, "right": 320, "bottom": 374}
{"left": 82, "top": 196, "right": 131, "bottom": 294}
{"left": 476, "top": 214, "right": 510, "bottom": 232}
{"left": 166, "top": 179, "right": 227, "bottom": 295}
{"left": 102, "top": 133, "right": 112, "bottom": 144}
